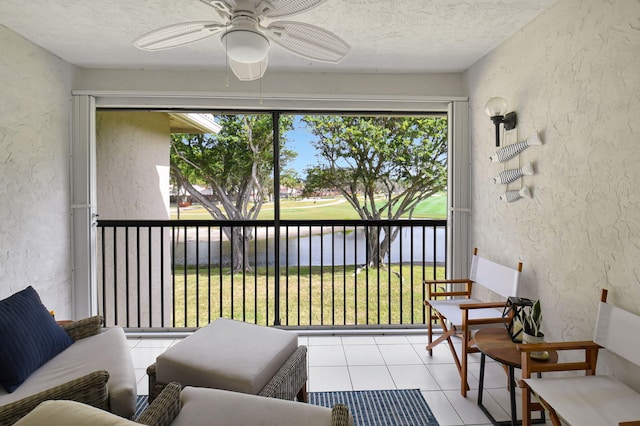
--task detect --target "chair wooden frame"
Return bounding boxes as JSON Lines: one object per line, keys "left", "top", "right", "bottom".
{"left": 518, "top": 289, "right": 640, "bottom": 426}
{"left": 424, "top": 248, "right": 523, "bottom": 397}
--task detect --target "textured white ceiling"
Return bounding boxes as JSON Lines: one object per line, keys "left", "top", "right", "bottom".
{"left": 0, "top": 0, "right": 558, "bottom": 74}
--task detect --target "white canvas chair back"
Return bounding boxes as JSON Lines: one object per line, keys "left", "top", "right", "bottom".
{"left": 594, "top": 300, "right": 640, "bottom": 366}
{"left": 469, "top": 254, "right": 521, "bottom": 299}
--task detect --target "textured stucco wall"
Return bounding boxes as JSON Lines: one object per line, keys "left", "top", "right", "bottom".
{"left": 96, "top": 111, "right": 170, "bottom": 220}
{"left": 0, "top": 25, "right": 74, "bottom": 315}
{"left": 96, "top": 111, "right": 172, "bottom": 327}
{"left": 465, "top": 0, "right": 640, "bottom": 383}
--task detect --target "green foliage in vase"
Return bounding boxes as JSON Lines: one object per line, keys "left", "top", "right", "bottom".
{"left": 521, "top": 299, "right": 543, "bottom": 337}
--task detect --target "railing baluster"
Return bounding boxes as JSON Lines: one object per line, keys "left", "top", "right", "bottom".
{"left": 207, "top": 226, "right": 211, "bottom": 325}
{"left": 365, "top": 225, "right": 370, "bottom": 325}
{"left": 195, "top": 226, "right": 200, "bottom": 328}
{"left": 331, "top": 224, "right": 335, "bottom": 326}
{"left": 100, "top": 226, "right": 106, "bottom": 324}
{"left": 308, "top": 224, "right": 312, "bottom": 327}
{"left": 285, "top": 226, "right": 289, "bottom": 326}
{"left": 242, "top": 226, "right": 246, "bottom": 323}
{"left": 160, "top": 226, "right": 165, "bottom": 328}
{"left": 354, "top": 225, "right": 358, "bottom": 326}
{"left": 265, "top": 225, "right": 269, "bottom": 326}
{"left": 147, "top": 226, "right": 153, "bottom": 327}
{"left": 171, "top": 225, "right": 176, "bottom": 328}
{"left": 296, "top": 225, "right": 301, "bottom": 327}
{"left": 342, "top": 224, "right": 346, "bottom": 326}
{"left": 320, "top": 225, "right": 324, "bottom": 326}
{"left": 113, "top": 227, "right": 118, "bottom": 326}
{"left": 125, "top": 227, "right": 130, "bottom": 327}
{"left": 387, "top": 224, "right": 391, "bottom": 325}
{"left": 253, "top": 224, "right": 258, "bottom": 324}
{"left": 183, "top": 225, "right": 187, "bottom": 327}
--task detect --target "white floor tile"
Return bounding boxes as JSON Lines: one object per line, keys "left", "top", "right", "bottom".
{"left": 468, "top": 360, "right": 508, "bottom": 390}
{"left": 444, "top": 389, "right": 507, "bottom": 425}
{"left": 308, "top": 344, "right": 347, "bottom": 367}
{"left": 413, "top": 343, "right": 459, "bottom": 365}
{"left": 133, "top": 338, "right": 177, "bottom": 348}
{"left": 134, "top": 368, "right": 147, "bottom": 384}
{"left": 421, "top": 390, "right": 465, "bottom": 426}
{"left": 343, "top": 344, "right": 385, "bottom": 366}
{"left": 129, "top": 347, "right": 167, "bottom": 369}
{"left": 341, "top": 335, "right": 376, "bottom": 345}
{"left": 308, "top": 335, "right": 343, "bottom": 346}
{"left": 405, "top": 334, "right": 429, "bottom": 345}
{"left": 349, "top": 366, "right": 396, "bottom": 390}
{"left": 426, "top": 363, "right": 478, "bottom": 391}
{"left": 308, "top": 366, "right": 352, "bottom": 392}
{"left": 378, "top": 344, "right": 424, "bottom": 365}
{"left": 136, "top": 375, "right": 149, "bottom": 396}
{"left": 388, "top": 364, "right": 441, "bottom": 391}
{"left": 373, "top": 335, "right": 409, "bottom": 345}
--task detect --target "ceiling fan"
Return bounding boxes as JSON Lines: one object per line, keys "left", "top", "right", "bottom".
{"left": 133, "top": 0, "right": 351, "bottom": 81}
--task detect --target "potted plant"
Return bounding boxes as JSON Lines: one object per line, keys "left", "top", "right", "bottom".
{"left": 521, "top": 299, "right": 547, "bottom": 359}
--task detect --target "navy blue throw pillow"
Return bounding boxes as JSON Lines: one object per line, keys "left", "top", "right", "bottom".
{"left": 0, "top": 286, "right": 74, "bottom": 392}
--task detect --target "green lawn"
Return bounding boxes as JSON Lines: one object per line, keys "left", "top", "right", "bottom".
{"left": 172, "top": 193, "right": 447, "bottom": 221}
{"left": 168, "top": 193, "right": 447, "bottom": 327}
{"left": 171, "top": 264, "right": 445, "bottom": 328}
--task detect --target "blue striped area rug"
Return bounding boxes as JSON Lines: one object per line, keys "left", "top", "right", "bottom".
{"left": 135, "top": 395, "right": 148, "bottom": 418}
{"left": 309, "top": 389, "right": 439, "bottom": 426}
{"left": 136, "top": 389, "right": 439, "bottom": 425}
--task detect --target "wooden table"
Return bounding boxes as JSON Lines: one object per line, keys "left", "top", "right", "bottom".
{"left": 474, "top": 327, "right": 558, "bottom": 426}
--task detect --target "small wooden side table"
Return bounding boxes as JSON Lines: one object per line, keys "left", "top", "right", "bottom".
{"left": 474, "top": 327, "right": 558, "bottom": 426}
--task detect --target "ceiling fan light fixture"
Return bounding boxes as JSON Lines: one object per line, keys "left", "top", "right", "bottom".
{"left": 221, "top": 29, "right": 270, "bottom": 63}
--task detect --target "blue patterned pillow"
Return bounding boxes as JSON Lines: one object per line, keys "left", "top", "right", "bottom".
{"left": 0, "top": 286, "right": 74, "bottom": 392}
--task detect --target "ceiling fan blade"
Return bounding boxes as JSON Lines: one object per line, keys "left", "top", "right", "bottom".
{"left": 229, "top": 56, "right": 268, "bottom": 81}
{"left": 264, "top": 21, "right": 350, "bottom": 63}
{"left": 198, "top": 0, "right": 233, "bottom": 20}
{"left": 258, "top": 0, "right": 327, "bottom": 18}
{"left": 133, "top": 22, "right": 225, "bottom": 51}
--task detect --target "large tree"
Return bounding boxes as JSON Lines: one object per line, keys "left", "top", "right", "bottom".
{"left": 171, "top": 114, "right": 294, "bottom": 271}
{"left": 302, "top": 115, "right": 447, "bottom": 267}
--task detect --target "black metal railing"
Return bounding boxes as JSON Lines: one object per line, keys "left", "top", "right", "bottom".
{"left": 97, "top": 219, "right": 447, "bottom": 330}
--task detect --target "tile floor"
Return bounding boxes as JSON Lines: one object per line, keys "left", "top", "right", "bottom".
{"left": 128, "top": 332, "right": 552, "bottom": 426}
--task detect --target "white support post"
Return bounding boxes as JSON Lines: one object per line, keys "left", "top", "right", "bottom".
{"left": 448, "top": 100, "right": 471, "bottom": 279}
{"left": 70, "top": 95, "right": 97, "bottom": 319}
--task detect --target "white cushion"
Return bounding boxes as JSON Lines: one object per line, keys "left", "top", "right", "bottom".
{"left": 14, "top": 400, "right": 139, "bottom": 426}
{"left": 427, "top": 298, "right": 503, "bottom": 326}
{"left": 0, "top": 327, "right": 137, "bottom": 418}
{"left": 524, "top": 375, "right": 640, "bottom": 425}
{"left": 156, "top": 318, "right": 298, "bottom": 395}
{"left": 173, "top": 387, "right": 335, "bottom": 426}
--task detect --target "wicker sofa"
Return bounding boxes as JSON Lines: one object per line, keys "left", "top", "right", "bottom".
{"left": 0, "top": 316, "right": 137, "bottom": 425}
{"left": 13, "top": 383, "right": 353, "bottom": 426}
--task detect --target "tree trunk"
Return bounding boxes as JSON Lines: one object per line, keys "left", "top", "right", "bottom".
{"left": 378, "top": 225, "right": 400, "bottom": 265}
{"left": 222, "top": 226, "right": 254, "bottom": 273}
{"left": 364, "top": 226, "right": 385, "bottom": 268}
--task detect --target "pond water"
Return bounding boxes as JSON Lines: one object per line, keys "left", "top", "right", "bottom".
{"left": 173, "top": 227, "right": 445, "bottom": 267}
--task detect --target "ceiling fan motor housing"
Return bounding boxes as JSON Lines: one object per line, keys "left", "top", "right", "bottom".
{"left": 221, "top": 15, "right": 270, "bottom": 63}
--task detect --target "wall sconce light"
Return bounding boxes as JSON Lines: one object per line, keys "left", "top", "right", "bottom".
{"left": 485, "top": 97, "right": 517, "bottom": 146}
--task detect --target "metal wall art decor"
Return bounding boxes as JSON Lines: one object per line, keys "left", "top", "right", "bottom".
{"left": 490, "top": 132, "right": 542, "bottom": 162}
{"left": 500, "top": 185, "right": 531, "bottom": 202}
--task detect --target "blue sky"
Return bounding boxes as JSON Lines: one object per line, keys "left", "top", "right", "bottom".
{"left": 284, "top": 117, "right": 318, "bottom": 178}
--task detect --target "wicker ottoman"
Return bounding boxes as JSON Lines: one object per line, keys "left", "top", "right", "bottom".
{"left": 147, "top": 318, "right": 307, "bottom": 403}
